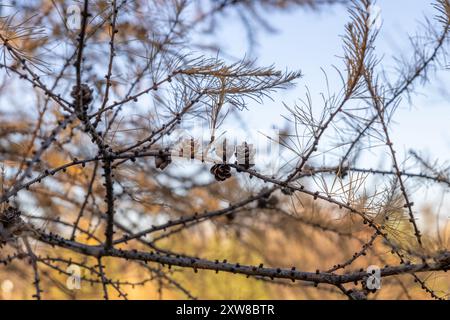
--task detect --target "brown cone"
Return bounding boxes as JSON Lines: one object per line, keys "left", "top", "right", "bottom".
{"left": 71, "top": 84, "right": 93, "bottom": 109}
{"left": 210, "top": 164, "right": 232, "bottom": 181}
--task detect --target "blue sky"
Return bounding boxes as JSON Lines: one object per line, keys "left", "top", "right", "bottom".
{"left": 208, "top": 0, "right": 450, "bottom": 164}
{"left": 201, "top": 0, "right": 450, "bottom": 216}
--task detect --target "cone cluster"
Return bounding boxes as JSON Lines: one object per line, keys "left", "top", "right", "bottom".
{"left": 71, "top": 84, "right": 93, "bottom": 110}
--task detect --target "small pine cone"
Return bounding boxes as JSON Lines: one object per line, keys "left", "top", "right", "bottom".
{"left": 70, "top": 84, "right": 93, "bottom": 110}
{"left": 256, "top": 187, "right": 279, "bottom": 208}
{"left": 0, "top": 206, "right": 38, "bottom": 240}
{"left": 0, "top": 206, "right": 22, "bottom": 229}
{"left": 155, "top": 153, "right": 171, "bottom": 170}
{"left": 210, "top": 164, "right": 232, "bottom": 181}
